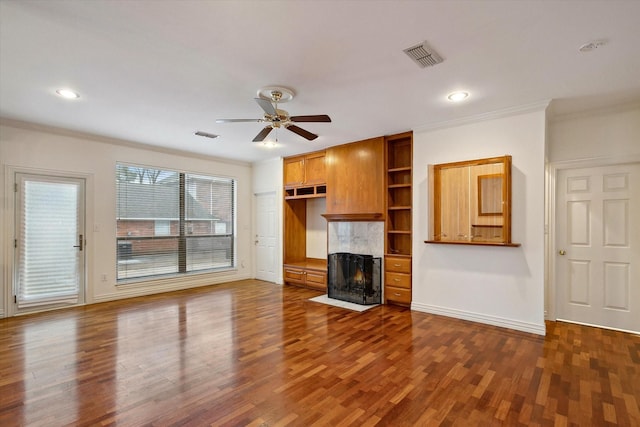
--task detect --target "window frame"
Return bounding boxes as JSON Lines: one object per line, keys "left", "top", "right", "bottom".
{"left": 116, "top": 163, "right": 237, "bottom": 282}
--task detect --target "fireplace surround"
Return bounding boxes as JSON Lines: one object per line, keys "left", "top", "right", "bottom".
{"left": 328, "top": 252, "right": 381, "bottom": 305}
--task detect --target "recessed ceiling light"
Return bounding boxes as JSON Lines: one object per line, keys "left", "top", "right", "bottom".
{"left": 56, "top": 88, "right": 80, "bottom": 99}
{"left": 447, "top": 91, "right": 469, "bottom": 102}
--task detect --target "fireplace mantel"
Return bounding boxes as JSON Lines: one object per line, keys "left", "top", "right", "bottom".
{"left": 322, "top": 213, "right": 384, "bottom": 222}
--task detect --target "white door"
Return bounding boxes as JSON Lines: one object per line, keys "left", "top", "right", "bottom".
{"left": 14, "top": 173, "right": 86, "bottom": 312}
{"left": 254, "top": 192, "right": 278, "bottom": 282}
{"left": 556, "top": 163, "right": 639, "bottom": 333}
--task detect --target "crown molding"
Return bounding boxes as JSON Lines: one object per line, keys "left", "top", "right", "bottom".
{"left": 413, "top": 100, "right": 551, "bottom": 133}
{"left": 548, "top": 100, "right": 640, "bottom": 123}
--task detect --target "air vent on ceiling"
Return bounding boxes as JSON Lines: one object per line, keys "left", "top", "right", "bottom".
{"left": 403, "top": 41, "right": 443, "bottom": 68}
{"left": 195, "top": 131, "right": 219, "bottom": 139}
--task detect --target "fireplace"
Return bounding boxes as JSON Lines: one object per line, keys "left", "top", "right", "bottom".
{"left": 328, "top": 253, "right": 381, "bottom": 305}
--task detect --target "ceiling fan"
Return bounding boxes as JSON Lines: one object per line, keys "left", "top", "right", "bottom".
{"left": 216, "top": 87, "right": 331, "bottom": 142}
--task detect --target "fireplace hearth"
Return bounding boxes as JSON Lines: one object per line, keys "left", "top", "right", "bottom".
{"left": 328, "top": 252, "right": 381, "bottom": 305}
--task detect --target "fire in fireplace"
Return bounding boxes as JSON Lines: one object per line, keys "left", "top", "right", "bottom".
{"left": 328, "top": 252, "right": 381, "bottom": 305}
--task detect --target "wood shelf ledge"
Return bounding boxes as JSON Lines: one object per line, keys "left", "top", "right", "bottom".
{"left": 322, "top": 213, "right": 384, "bottom": 221}
{"left": 424, "top": 240, "right": 521, "bottom": 247}
{"left": 283, "top": 258, "right": 327, "bottom": 271}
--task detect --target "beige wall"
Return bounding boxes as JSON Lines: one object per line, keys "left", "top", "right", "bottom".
{"left": 1, "top": 121, "right": 253, "bottom": 317}
{"left": 548, "top": 105, "right": 640, "bottom": 162}
{"left": 413, "top": 107, "right": 548, "bottom": 335}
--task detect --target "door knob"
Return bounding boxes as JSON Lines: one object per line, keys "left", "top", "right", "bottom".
{"left": 558, "top": 250, "right": 566, "bottom": 255}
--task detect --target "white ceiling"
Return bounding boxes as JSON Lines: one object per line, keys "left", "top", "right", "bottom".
{"left": 1, "top": 0, "right": 639, "bottom": 163}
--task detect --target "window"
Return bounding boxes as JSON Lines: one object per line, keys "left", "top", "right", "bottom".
{"left": 154, "top": 220, "right": 171, "bottom": 236}
{"left": 116, "top": 164, "right": 236, "bottom": 280}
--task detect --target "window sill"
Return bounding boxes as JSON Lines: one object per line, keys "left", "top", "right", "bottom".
{"left": 115, "top": 267, "right": 237, "bottom": 288}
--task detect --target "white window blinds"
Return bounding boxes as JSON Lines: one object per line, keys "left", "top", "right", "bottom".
{"left": 17, "top": 177, "right": 82, "bottom": 308}
{"left": 116, "top": 164, "right": 236, "bottom": 281}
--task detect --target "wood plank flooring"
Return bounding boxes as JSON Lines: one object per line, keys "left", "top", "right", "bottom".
{"left": 1, "top": 280, "right": 639, "bottom": 426}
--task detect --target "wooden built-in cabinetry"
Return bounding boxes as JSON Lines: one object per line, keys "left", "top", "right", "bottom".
{"left": 283, "top": 259, "right": 327, "bottom": 291}
{"left": 384, "top": 132, "right": 413, "bottom": 306}
{"left": 283, "top": 151, "right": 328, "bottom": 290}
{"left": 282, "top": 133, "right": 413, "bottom": 304}
{"left": 324, "top": 137, "right": 385, "bottom": 220}
{"left": 284, "top": 151, "right": 327, "bottom": 199}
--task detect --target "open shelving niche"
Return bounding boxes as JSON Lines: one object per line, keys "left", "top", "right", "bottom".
{"left": 384, "top": 132, "right": 413, "bottom": 306}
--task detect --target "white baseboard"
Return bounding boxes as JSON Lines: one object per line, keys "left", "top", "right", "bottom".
{"left": 93, "top": 272, "right": 253, "bottom": 303}
{"left": 0, "top": 309, "right": 4, "bottom": 318}
{"left": 411, "top": 302, "right": 546, "bottom": 336}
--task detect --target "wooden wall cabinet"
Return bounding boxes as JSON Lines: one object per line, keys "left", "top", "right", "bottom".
{"left": 384, "top": 132, "right": 413, "bottom": 306}
{"left": 284, "top": 151, "right": 325, "bottom": 186}
{"left": 324, "top": 137, "right": 385, "bottom": 220}
{"left": 283, "top": 166, "right": 327, "bottom": 291}
{"left": 284, "top": 151, "right": 327, "bottom": 199}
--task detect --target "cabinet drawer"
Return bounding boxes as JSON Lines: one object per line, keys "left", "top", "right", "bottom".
{"left": 385, "top": 256, "right": 411, "bottom": 273}
{"left": 385, "top": 286, "right": 411, "bottom": 304}
{"left": 385, "top": 272, "right": 411, "bottom": 289}
{"left": 305, "top": 270, "right": 327, "bottom": 286}
{"left": 284, "top": 268, "right": 305, "bottom": 284}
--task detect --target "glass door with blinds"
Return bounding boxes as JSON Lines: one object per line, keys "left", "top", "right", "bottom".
{"left": 14, "top": 173, "right": 85, "bottom": 311}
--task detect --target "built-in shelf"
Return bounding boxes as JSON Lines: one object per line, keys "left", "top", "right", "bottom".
{"left": 322, "top": 212, "right": 384, "bottom": 221}
{"left": 284, "top": 258, "right": 327, "bottom": 271}
{"left": 284, "top": 184, "right": 327, "bottom": 199}
{"left": 385, "top": 131, "right": 413, "bottom": 307}
{"left": 424, "top": 240, "right": 521, "bottom": 247}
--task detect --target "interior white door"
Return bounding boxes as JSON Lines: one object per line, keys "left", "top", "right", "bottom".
{"left": 556, "top": 163, "right": 639, "bottom": 333}
{"left": 14, "top": 173, "right": 86, "bottom": 312}
{"left": 254, "top": 192, "right": 278, "bottom": 283}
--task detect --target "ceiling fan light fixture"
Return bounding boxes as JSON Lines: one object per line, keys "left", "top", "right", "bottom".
{"left": 257, "top": 86, "right": 295, "bottom": 103}
{"left": 56, "top": 88, "right": 80, "bottom": 99}
{"left": 447, "top": 91, "right": 469, "bottom": 102}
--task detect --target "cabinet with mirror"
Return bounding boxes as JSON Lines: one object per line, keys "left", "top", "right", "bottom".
{"left": 426, "top": 155, "right": 520, "bottom": 247}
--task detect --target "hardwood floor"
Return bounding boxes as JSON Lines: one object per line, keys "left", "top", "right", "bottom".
{"left": 1, "top": 280, "right": 638, "bottom": 426}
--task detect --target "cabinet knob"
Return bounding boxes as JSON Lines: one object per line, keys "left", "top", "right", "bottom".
{"left": 394, "top": 293, "right": 401, "bottom": 296}
{"left": 394, "top": 278, "right": 400, "bottom": 282}
{"left": 394, "top": 263, "right": 401, "bottom": 267}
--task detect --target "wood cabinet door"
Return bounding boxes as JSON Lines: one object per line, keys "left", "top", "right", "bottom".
{"left": 384, "top": 286, "right": 411, "bottom": 304}
{"left": 305, "top": 270, "right": 327, "bottom": 290}
{"left": 284, "top": 156, "right": 305, "bottom": 187}
{"left": 325, "top": 137, "right": 385, "bottom": 215}
{"left": 284, "top": 268, "right": 305, "bottom": 285}
{"left": 304, "top": 152, "right": 325, "bottom": 185}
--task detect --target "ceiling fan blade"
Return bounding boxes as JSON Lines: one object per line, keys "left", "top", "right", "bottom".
{"left": 216, "top": 118, "right": 263, "bottom": 123}
{"left": 290, "top": 114, "right": 332, "bottom": 123}
{"left": 287, "top": 125, "right": 318, "bottom": 141}
{"left": 252, "top": 126, "right": 273, "bottom": 142}
{"left": 254, "top": 98, "right": 277, "bottom": 116}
